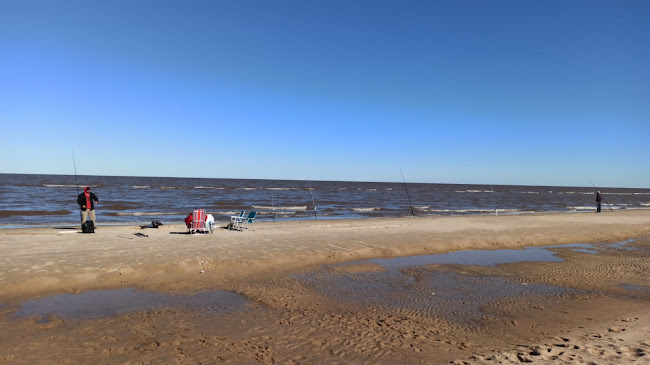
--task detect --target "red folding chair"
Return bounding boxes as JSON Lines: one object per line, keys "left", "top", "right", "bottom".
{"left": 189, "top": 209, "right": 208, "bottom": 234}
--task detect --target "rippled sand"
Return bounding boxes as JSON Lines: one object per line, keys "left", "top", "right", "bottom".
{"left": 1, "top": 211, "right": 649, "bottom": 364}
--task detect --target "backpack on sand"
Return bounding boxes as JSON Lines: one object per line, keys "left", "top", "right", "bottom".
{"left": 82, "top": 220, "right": 95, "bottom": 233}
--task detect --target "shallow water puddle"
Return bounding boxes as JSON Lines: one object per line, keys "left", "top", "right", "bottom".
{"left": 303, "top": 269, "right": 578, "bottom": 323}
{"left": 295, "top": 242, "right": 618, "bottom": 324}
{"left": 351, "top": 240, "right": 641, "bottom": 271}
{"left": 620, "top": 284, "right": 650, "bottom": 294}
{"left": 361, "top": 247, "right": 563, "bottom": 272}
{"left": 608, "top": 238, "right": 638, "bottom": 250}
{"left": 12, "top": 288, "right": 249, "bottom": 321}
{"left": 571, "top": 248, "right": 599, "bottom": 254}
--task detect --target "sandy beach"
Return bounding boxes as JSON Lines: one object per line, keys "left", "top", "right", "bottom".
{"left": 1, "top": 210, "right": 649, "bottom": 364}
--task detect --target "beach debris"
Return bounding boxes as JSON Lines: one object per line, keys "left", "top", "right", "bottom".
{"left": 134, "top": 233, "right": 148, "bottom": 238}
{"left": 140, "top": 220, "right": 163, "bottom": 229}
{"left": 200, "top": 270, "right": 205, "bottom": 274}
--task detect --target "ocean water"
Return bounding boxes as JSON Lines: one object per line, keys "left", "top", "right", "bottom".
{"left": 1, "top": 174, "right": 649, "bottom": 227}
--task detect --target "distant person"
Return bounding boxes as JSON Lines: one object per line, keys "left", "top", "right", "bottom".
{"left": 78, "top": 186, "right": 99, "bottom": 225}
{"left": 596, "top": 191, "right": 603, "bottom": 213}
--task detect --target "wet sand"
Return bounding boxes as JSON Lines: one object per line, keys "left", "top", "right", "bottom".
{"left": 1, "top": 210, "right": 649, "bottom": 364}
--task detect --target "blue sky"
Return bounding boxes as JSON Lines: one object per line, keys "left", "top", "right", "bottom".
{"left": 1, "top": 1, "right": 648, "bottom": 188}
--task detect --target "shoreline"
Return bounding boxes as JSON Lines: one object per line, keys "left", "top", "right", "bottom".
{"left": 1, "top": 210, "right": 649, "bottom": 364}
{"left": 2, "top": 207, "right": 648, "bottom": 230}
{"left": 1, "top": 210, "right": 649, "bottom": 302}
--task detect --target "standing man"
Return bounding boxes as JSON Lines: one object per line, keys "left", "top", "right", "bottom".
{"left": 596, "top": 191, "right": 603, "bottom": 213}
{"left": 78, "top": 186, "right": 99, "bottom": 226}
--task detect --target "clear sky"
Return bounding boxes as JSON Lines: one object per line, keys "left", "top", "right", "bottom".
{"left": 1, "top": 1, "right": 648, "bottom": 188}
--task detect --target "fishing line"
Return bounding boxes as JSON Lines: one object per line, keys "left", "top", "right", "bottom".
{"left": 72, "top": 151, "right": 81, "bottom": 223}
{"left": 271, "top": 189, "right": 275, "bottom": 222}
{"left": 72, "top": 151, "right": 80, "bottom": 195}
{"left": 400, "top": 168, "right": 415, "bottom": 217}
{"left": 491, "top": 184, "right": 497, "bottom": 216}
{"left": 307, "top": 174, "right": 317, "bottom": 219}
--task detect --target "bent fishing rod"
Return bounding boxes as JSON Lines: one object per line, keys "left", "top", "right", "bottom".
{"left": 587, "top": 177, "right": 613, "bottom": 212}
{"left": 72, "top": 151, "right": 80, "bottom": 196}
{"left": 73, "top": 151, "right": 82, "bottom": 222}
{"left": 307, "top": 174, "right": 317, "bottom": 219}
{"left": 400, "top": 168, "right": 415, "bottom": 217}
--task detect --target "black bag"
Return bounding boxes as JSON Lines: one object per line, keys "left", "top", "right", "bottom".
{"left": 82, "top": 220, "right": 95, "bottom": 233}
{"left": 151, "top": 220, "right": 162, "bottom": 228}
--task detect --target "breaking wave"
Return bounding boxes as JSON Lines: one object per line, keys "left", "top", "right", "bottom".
{"left": 567, "top": 206, "right": 596, "bottom": 211}
{"left": 0, "top": 210, "right": 71, "bottom": 218}
{"left": 252, "top": 205, "right": 308, "bottom": 210}
{"left": 115, "top": 212, "right": 183, "bottom": 216}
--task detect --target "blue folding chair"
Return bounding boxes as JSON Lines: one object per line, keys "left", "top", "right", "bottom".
{"left": 229, "top": 211, "right": 245, "bottom": 230}
{"left": 236, "top": 211, "right": 257, "bottom": 230}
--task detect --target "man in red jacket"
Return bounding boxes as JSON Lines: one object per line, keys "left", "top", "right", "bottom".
{"left": 77, "top": 186, "right": 99, "bottom": 226}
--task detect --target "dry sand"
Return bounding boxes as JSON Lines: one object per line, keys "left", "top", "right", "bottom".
{"left": 1, "top": 210, "right": 649, "bottom": 364}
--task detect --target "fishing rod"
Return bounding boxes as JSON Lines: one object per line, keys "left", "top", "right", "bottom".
{"left": 307, "top": 175, "right": 317, "bottom": 219}
{"left": 73, "top": 151, "right": 82, "bottom": 223}
{"left": 491, "top": 184, "right": 497, "bottom": 216}
{"left": 587, "top": 177, "right": 614, "bottom": 212}
{"left": 400, "top": 168, "right": 415, "bottom": 217}
{"left": 271, "top": 189, "right": 276, "bottom": 222}
{"left": 72, "top": 151, "right": 80, "bottom": 195}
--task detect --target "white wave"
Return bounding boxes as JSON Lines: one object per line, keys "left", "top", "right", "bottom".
{"left": 264, "top": 187, "right": 299, "bottom": 191}
{"left": 567, "top": 206, "right": 597, "bottom": 211}
{"left": 239, "top": 187, "right": 257, "bottom": 190}
{"left": 414, "top": 206, "right": 430, "bottom": 209}
{"left": 131, "top": 185, "right": 150, "bottom": 189}
{"left": 633, "top": 192, "right": 650, "bottom": 195}
{"left": 520, "top": 191, "right": 539, "bottom": 194}
{"left": 454, "top": 190, "right": 493, "bottom": 193}
{"left": 116, "top": 212, "right": 183, "bottom": 216}
{"left": 366, "top": 189, "right": 378, "bottom": 191}
{"left": 160, "top": 186, "right": 177, "bottom": 189}
{"left": 252, "top": 205, "right": 308, "bottom": 210}
{"left": 352, "top": 207, "right": 380, "bottom": 212}
{"left": 218, "top": 210, "right": 298, "bottom": 215}
{"left": 44, "top": 184, "right": 77, "bottom": 188}
{"left": 559, "top": 192, "right": 592, "bottom": 195}
{"left": 428, "top": 208, "right": 520, "bottom": 213}
{"left": 640, "top": 203, "right": 650, "bottom": 206}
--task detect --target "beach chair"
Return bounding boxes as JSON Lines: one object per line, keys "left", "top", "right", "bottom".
{"left": 188, "top": 209, "right": 209, "bottom": 234}
{"left": 229, "top": 210, "right": 245, "bottom": 230}
{"left": 206, "top": 214, "right": 215, "bottom": 233}
{"left": 236, "top": 211, "right": 257, "bottom": 230}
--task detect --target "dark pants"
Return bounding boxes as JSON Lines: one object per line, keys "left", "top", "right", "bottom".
{"left": 596, "top": 202, "right": 601, "bottom": 213}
